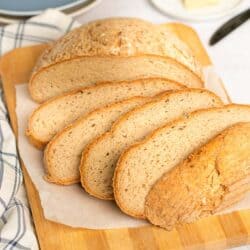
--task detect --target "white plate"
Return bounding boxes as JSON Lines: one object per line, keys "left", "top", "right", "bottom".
{"left": 151, "top": 0, "right": 243, "bottom": 21}
{"left": 0, "top": 0, "right": 101, "bottom": 24}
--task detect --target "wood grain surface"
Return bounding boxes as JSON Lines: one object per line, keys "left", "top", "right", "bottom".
{"left": 0, "top": 23, "right": 248, "bottom": 250}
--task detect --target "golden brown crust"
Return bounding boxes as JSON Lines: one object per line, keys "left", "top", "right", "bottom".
{"left": 31, "top": 18, "right": 203, "bottom": 78}
{"left": 113, "top": 104, "right": 250, "bottom": 218}
{"left": 81, "top": 88, "right": 223, "bottom": 202}
{"left": 44, "top": 96, "right": 151, "bottom": 186}
{"left": 26, "top": 78, "right": 185, "bottom": 149}
{"left": 145, "top": 123, "right": 250, "bottom": 230}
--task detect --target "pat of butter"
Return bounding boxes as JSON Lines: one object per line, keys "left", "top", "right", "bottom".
{"left": 183, "top": 0, "right": 220, "bottom": 9}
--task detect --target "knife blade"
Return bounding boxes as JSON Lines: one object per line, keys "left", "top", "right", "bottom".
{"left": 210, "top": 8, "right": 250, "bottom": 46}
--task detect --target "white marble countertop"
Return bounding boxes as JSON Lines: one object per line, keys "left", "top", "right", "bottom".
{"left": 76, "top": 0, "right": 250, "bottom": 105}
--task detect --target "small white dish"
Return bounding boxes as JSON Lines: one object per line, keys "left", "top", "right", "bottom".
{"left": 150, "top": 0, "right": 243, "bottom": 21}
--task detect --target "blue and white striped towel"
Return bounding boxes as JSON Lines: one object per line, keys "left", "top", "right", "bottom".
{"left": 0, "top": 9, "right": 79, "bottom": 249}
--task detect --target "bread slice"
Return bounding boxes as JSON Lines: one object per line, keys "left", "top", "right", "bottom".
{"left": 29, "top": 18, "right": 203, "bottom": 102}
{"left": 44, "top": 96, "right": 151, "bottom": 185}
{"left": 81, "top": 89, "right": 223, "bottom": 200}
{"left": 113, "top": 105, "right": 250, "bottom": 218}
{"left": 145, "top": 123, "right": 250, "bottom": 230}
{"left": 26, "top": 78, "right": 184, "bottom": 149}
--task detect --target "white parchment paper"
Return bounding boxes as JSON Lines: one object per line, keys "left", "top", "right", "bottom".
{"left": 15, "top": 66, "right": 250, "bottom": 229}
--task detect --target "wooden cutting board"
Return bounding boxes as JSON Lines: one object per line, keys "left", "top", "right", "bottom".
{"left": 0, "top": 23, "right": 249, "bottom": 250}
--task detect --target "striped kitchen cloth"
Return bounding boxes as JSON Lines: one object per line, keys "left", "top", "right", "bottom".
{"left": 0, "top": 9, "right": 79, "bottom": 249}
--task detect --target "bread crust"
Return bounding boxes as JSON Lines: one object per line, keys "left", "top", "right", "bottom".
{"left": 30, "top": 18, "right": 203, "bottom": 77}
{"left": 26, "top": 78, "right": 185, "bottom": 149}
{"left": 145, "top": 122, "right": 250, "bottom": 230}
{"left": 81, "top": 89, "right": 223, "bottom": 202}
{"left": 113, "top": 104, "right": 250, "bottom": 219}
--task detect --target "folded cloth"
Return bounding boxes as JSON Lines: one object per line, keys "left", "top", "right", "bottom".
{"left": 0, "top": 9, "right": 79, "bottom": 249}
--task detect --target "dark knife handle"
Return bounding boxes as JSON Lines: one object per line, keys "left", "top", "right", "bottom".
{"left": 210, "top": 8, "right": 250, "bottom": 46}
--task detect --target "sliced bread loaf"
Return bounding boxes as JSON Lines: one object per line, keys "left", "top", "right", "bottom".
{"left": 145, "top": 123, "right": 250, "bottom": 230}
{"left": 44, "top": 96, "right": 151, "bottom": 185}
{"left": 81, "top": 89, "right": 222, "bottom": 200}
{"left": 29, "top": 18, "right": 203, "bottom": 102}
{"left": 26, "top": 78, "right": 184, "bottom": 149}
{"left": 113, "top": 105, "right": 250, "bottom": 218}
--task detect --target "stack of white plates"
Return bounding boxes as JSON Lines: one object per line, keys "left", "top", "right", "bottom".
{"left": 0, "top": 0, "right": 102, "bottom": 24}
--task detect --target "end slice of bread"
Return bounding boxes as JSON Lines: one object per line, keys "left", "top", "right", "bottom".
{"left": 26, "top": 78, "right": 184, "bottom": 149}
{"left": 113, "top": 105, "right": 250, "bottom": 218}
{"left": 44, "top": 96, "right": 151, "bottom": 185}
{"left": 145, "top": 123, "right": 250, "bottom": 230}
{"left": 81, "top": 89, "right": 223, "bottom": 200}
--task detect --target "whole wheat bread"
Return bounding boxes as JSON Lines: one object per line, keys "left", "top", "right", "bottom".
{"left": 81, "top": 89, "right": 222, "bottom": 200}
{"left": 29, "top": 18, "right": 203, "bottom": 102}
{"left": 44, "top": 96, "right": 151, "bottom": 185}
{"left": 145, "top": 123, "right": 250, "bottom": 230}
{"left": 113, "top": 105, "right": 250, "bottom": 218}
{"left": 27, "top": 78, "right": 184, "bottom": 149}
